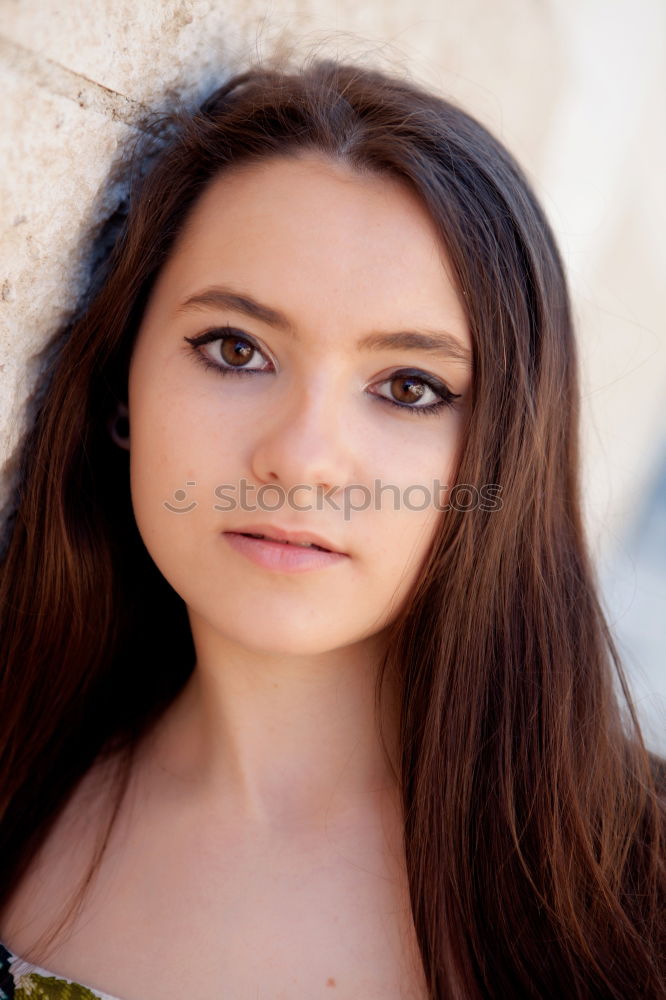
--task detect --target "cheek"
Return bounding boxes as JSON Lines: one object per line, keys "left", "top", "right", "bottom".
{"left": 355, "top": 504, "right": 441, "bottom": 635}
{"left": 356, "top": 431, "right": 455, "bottom": 614}
{"left": 371, "top": 418, "right": 461, "bottom": 514}
{"left": 380, "top": 499, "right": 442, "bottom": 575}
{"left": 127, "top": 357, "right": 203, "bottom": 559}
{"left": 129, "top": 362, "right": 237, "bottom": 508}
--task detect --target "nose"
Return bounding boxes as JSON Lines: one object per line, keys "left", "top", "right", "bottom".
{"left": 249, "top": 378, "right": 356, "bottom": 497}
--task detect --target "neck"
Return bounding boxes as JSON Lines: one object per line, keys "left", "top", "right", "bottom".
{"left": 136, "top": 613, "right": 401, "bottom": 832}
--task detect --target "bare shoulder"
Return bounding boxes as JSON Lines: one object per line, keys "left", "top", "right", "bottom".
{"left": 0, "top": 751, "right": 127, "bottom": 960}
{"left": 0, "top": 751, "right": 429, "bottom": 1000}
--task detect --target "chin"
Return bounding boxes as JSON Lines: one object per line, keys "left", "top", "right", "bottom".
{"left": 227, "top": 624, "right": 350, "bottom": 658}
{"left": 223, "top": 611, "right": 373, "bottom": 657}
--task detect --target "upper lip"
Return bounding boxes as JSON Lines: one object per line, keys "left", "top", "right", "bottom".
{"left": 224, "top": 523, "right": 347, "bottom": 555}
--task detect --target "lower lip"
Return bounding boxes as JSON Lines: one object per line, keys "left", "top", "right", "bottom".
{"left": 222, "top": 532, "right": 349, "bottom": 573}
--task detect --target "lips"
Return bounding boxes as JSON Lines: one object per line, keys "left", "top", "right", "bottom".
{"left": 224, "top": 523, "right": 345, "bottom": 555}
{"left": 240, "top": 532, "right": 327, "bottom": 551}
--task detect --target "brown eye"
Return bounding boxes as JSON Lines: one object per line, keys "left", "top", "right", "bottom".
{"left": 220, "top": 335, "right": 255, "bottom": 367}
{"left": 184, "top": 327, "right": 272, "bottom": 376}
{"left": 370, "top": 368, "right": 461, "bottom": 416}
{"left": 390, "top": 375, "right": 427, "bottom": 405}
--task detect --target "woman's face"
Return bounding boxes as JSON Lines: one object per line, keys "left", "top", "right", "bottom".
{"left": 127, "top": 152, "right": 473, "bottom": 657}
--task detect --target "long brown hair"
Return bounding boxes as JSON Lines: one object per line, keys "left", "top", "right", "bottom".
{"left": 1, "top": 51, "right": 664, "bottom": 998}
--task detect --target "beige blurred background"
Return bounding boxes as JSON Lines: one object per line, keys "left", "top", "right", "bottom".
{"left": 1, "top": 0, "right": 664, "bottom": 749}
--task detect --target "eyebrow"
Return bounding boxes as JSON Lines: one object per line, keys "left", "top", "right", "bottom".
{"left": 177, "top": 285, "right": 472, "bottom": 366}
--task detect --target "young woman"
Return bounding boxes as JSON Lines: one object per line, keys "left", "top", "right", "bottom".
{"left": 0, "top": 53, "right": 663, "bottom": 1000}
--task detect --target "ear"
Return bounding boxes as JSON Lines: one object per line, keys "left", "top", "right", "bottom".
{"left": 108, "top": 401, "right": 130, "bottom": 450}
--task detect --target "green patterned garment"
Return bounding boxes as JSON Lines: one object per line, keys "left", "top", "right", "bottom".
{"left": 0, "top": 942, "right": 125, "bottom": 1000}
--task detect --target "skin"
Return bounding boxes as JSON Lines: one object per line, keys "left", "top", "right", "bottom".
{"left": 122, "top": 150, "right": 473, "bottom": 827}
{"left": 1, "top": 151, "right": 473, "bottom": 999}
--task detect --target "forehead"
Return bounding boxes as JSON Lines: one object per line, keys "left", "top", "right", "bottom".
{"left": 147, "top": 151, "right": 469, "bottom": 339}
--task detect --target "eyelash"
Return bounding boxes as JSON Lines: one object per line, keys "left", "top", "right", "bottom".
{"left": 183, "top": 326, "right": 462, "bottom": 416}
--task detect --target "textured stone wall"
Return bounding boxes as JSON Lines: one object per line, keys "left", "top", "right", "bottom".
{"left": 1, "top": 0, "right": 664, "bottom": 740}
